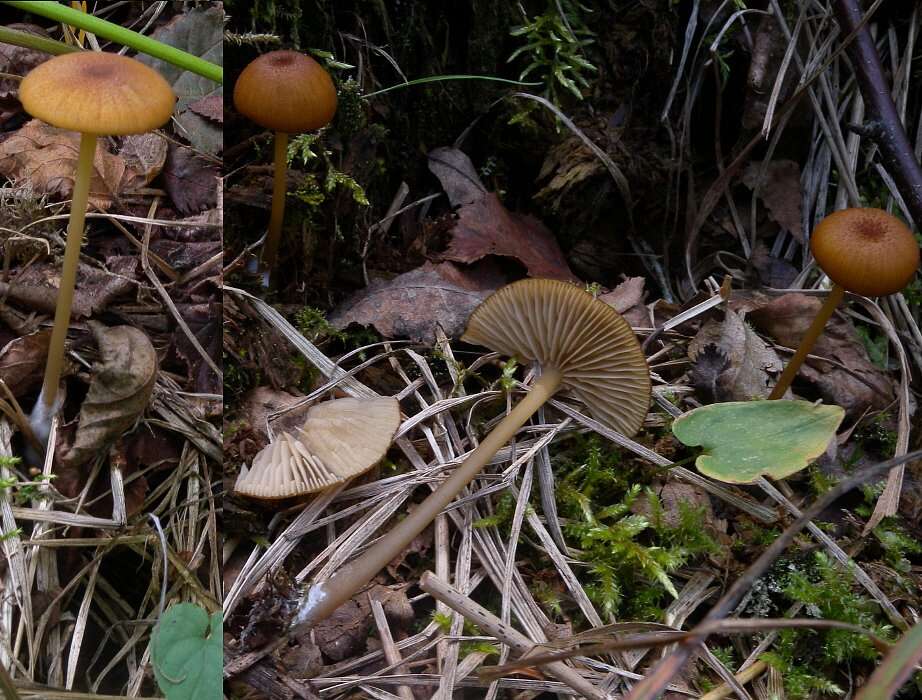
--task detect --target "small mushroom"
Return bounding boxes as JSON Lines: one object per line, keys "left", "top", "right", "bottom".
{"left": 768, "top": 208, "right": 919, "bottom": 399}
{"left": 235, "top": 397, "right": 400, "bottom": 499}
{"left": 233, "top": 50, "right": 337, "bottom": 285}
{"left": 294, "top": 278, "right": 651, "bottom": 627}
{"left": 19, "top": 52, "right": 174, "bottom": 451}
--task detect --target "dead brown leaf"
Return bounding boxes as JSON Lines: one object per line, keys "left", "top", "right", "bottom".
{"left": 428, "top": 147, "right": 576, "bottom": 280}
{"left": 188, "top": 94, "right": 223, "bottom": 123}
{"left": 330, "top": 260, "right": 504, "bottom": 342}
{"left": 119, "top": 133, "right": 168, "bottom": 190}
{"left": 173, "top": 302, "right": 220, "bottom": 395}
{"left": 314, "top": 583, "right": 413, "bottom": 662}
{"left": 688, "top": 309, "right": 782, "bottom": 401}
{"left": 163, "top": 144, "right": 218, "bottom": 215}
{"left": 62, "top": 323, "right": 158, "bottom": 469}
{"left": 599, "top": 276, "right": 646, "bottom": 313}
{"left": 6, "top": 258, "right": 136, "bottom": 318}
{"left": 742, "top": 160, "right": 803, "bottom": 242}
{"left": 747, "top": 293, "right": 896, "bottom": 412}
{"left": 0, "top": 330, "right": 49, "bottom": 396}
{"left": 0, "top": 120, "right": 129, "bottom": 209}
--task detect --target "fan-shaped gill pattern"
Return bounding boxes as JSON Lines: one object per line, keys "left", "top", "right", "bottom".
{"left": 461, "top": 279, "right": 650, "bottom": 436}
{"left": 234, "top": 397, "right": 401, "bottom": 499}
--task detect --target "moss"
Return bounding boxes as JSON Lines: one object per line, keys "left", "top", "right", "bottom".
{"left": 756, "top": 552, "right": 895, "bottom": 698}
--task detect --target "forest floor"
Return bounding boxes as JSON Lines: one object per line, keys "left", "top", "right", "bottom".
{"left": 220, "top": 1, "right": 922, "bottom": 699}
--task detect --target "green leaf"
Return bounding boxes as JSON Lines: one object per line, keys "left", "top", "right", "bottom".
{"left": 672, "top": 400, "right": 845, "bottom": 483}
{"left": 151, "top": 603, "right": 221, "bottom": 700}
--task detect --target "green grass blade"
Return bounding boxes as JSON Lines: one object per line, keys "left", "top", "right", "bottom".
{"left": 855, "top": 621, "right": 922, "bottom": 700}
{"left": 0, "top": 24, "right": 77, "bottom": 55}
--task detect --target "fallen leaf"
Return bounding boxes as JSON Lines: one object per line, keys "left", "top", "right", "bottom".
{"left": 599, "top": 276, "right": 645, "bottom": 313}
{"left": 742, "top": 160, "right": 803, "bottom": 242}
{"left": 0, "top": 330, "right": 49, "bottom": 396}
{"left": 673, "top": 400, "right": 845, "bottom": 483}
{"left": 0, "top": 120, "right": 128, "bottom": 209}
{"left": 119, "top": 132, "right": 168, "bottom": 190}
{"left": 173, "top": 302, "right": 220, "bottom": 395}
{"left": 138, "top": 6, "right": 223, "bottom": 154}
{"left": 62, "top": 323, "right": 158, "bottom": 469}
{"left": 6, "top": 258, "right": 136, "bottom": 317}
{"left": 188, "top": 95, "right": 223, "bottom": 123}
{"left": 747, "top": 293, "right": 896, "bottom": 412}
{"left": 330, "top": 260, "right": 504, "bottom": 342}
{"left": 162, "top": 144, "right": 218, "bottom": 215}
{"left": 428, "top": 147, "right": 576, "bottom": 280}
{"left": 688, "top": 309, "right": 782, "bottom": 401}
{"left": 313, "top": 584, "right": 413, "bottom": 662}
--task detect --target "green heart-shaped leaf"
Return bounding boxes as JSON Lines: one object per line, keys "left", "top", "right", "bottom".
{"left": 151, "top": 603, "right": 221, "bottom": 700}
{"left": 672, "top": 400, "right": 845, "bottom": 483}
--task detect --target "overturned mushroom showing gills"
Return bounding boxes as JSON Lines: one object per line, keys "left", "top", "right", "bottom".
{"left": 235, "top": 397, "right": 400, "bottom": 499}
{"left": 768, "top": 208, "right": 919, "bottom": 399}
{"left": 294, "top": 278, "right": 651, "bottom": 628}
{"left": 233, "top": 50, "right": 337, "bottom": 284}
{"left": 19, "top": 52, "right": 174, "bottom": 450}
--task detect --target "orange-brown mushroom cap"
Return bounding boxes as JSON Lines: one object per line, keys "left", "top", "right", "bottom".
{"left": 233, "top": 50, "right": 337, "bottom": 134}
{"left": 461, "top": 279, "right": 651, "bottom": 437}
{"left": 811, "top": 208, "right": 920, "bottom": 296}
{"left": 235, "top": 397, "right": 400, "bottom": 499}
{"left": 19, "top": 52, "right": 175, "bottom": 135}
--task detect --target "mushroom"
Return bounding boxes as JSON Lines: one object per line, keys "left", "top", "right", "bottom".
{"left": 232, "top": 50, "right": 337, "bottom": 285}
{"left": 768, "top": 208, "right": 919, "bottom": 400}
{"left": 19, "top": 51, "right": 174, "bottom": 451}
{"left": 235, "top": 396, "right": 400, "bottom": 499}
{"left": 293, "top": 278, "right": 651, "bottom": 627}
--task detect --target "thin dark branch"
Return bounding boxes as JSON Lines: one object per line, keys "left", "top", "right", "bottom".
{"left": 624, "top": 448, "right": 922, "bottom": 700}
{"left": 833, "top": 0, "right": 922, "bottom": 225}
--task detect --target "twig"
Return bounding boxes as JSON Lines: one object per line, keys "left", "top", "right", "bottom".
{"left": 832, "top": 0, "right": 922, "bottom": 225}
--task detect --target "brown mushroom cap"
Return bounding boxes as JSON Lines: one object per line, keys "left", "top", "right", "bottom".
{"left": 235, "top": 397, "right": 400, "bottom": 499}
{"left": 233, "top": 50, "right": 337, "bottom": 134}
{"left": 19, "top": 52, "right": 175, "bottom": 135}
{"left": 461, "top": 279, "right": 651, "bottom": 436}
{"left": 811, "top": 208, "right": 920, "bottom": 296}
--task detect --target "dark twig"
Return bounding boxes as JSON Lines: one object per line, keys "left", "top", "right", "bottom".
{"left": 833, "top": 0, "right": 922, "bottom": 226}
{"left": 623, "top": 448, "right": 922, "bottom": 700}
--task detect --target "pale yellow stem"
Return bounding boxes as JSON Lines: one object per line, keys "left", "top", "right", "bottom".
{"left": 41, "top": 132, "right": 96, "bottom": 410}
{"left": 260, "top": 131, "right": 288, "bottom": 278}
{"left": 295, "top": 367, "right": 564, "bottom": 628}
{"left": 768, "top": 283, "right": 845, "bottom": 400}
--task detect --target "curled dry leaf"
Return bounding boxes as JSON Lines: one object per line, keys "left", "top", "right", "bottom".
{"left": 688, "top": 309, "right": 782, "bottom": 401}
{"left": 62, "top": 323, "right": 158, "bottom": 469}
{"left": 330, "top": 260, "right": 503, "bottom": 342}
{"left": 0, "top": 120, "right": 130, "bottom": 209}
{"left": 119, "top": 132, "right": 169, "bottom": 190}
{"left": 0, "top": 330, "right": 49, "bottom": 396}
{"left": 428, "top": 147, "right": 576, "bottom": 281}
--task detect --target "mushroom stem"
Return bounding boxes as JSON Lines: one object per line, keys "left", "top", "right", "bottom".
{"left": 260, "top": 130, "right": 288, "bottom": 283}
{"left": 768, "top": 283, "right": 845, "bottom": 400}
{"left": 40, "top": 131, "right": 96, "bottom": 411}
{"left": 293, "top": 366, "right": 564, "bottom": 629}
